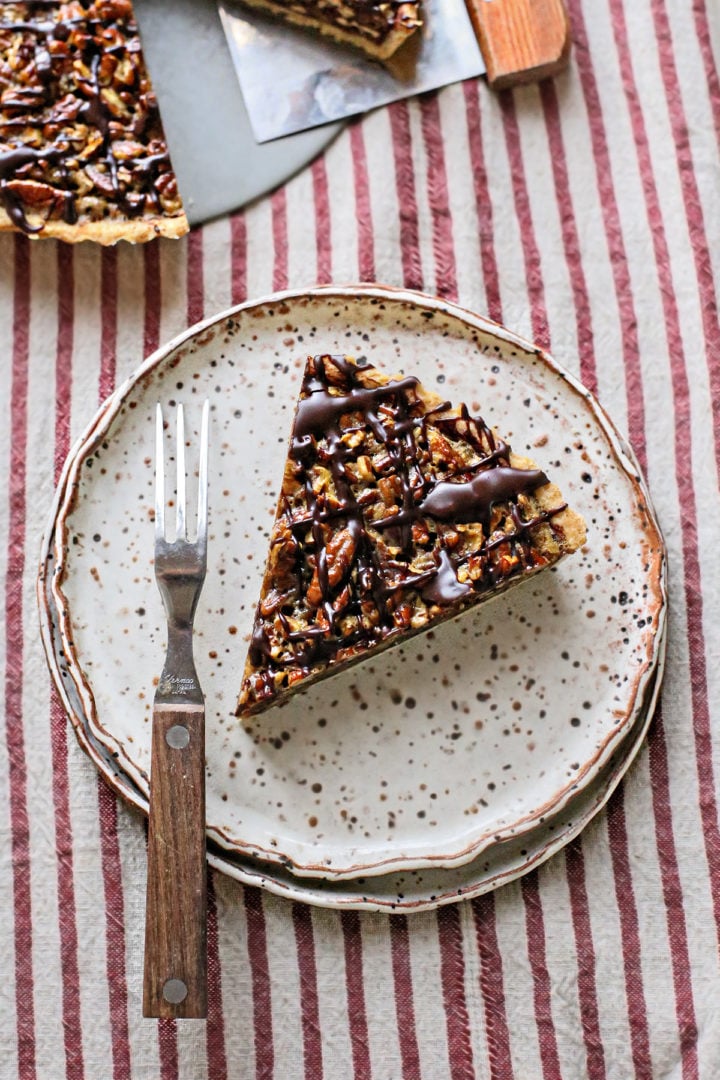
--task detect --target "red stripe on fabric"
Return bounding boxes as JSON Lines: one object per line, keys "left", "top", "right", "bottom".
{"left": 293, "top": 904, "right": 324, "bottom": 1080}
{"left": 610, "top": 2, "right": 710, "bottom": 1069}
{"left": 419, "top": 94, "right": 458, "bottom": 301}
{"left": 604, "top": 788, "right": 652, "bottom": 1075}
{"left": 98, "top": 248, "right": 118, "bottom": 401}
{"left": 230, "top": 212, "right": 248, "bottom": 305}
{"left": 471, "top": 894, "right": 513, "bottom": 1080}
{"left": 96, "top": 782, "right": 131, "bottom": 1080}
{"left": 527, "top": 80, "right": 610, "bottom": 1077}
{"left": 187, "top": 228, "right": 205, "bottom": 328}
{"left": 569, "top": 6, "right": 699, "bottom": 1071}
{"left": 49, "top": 693, "right": 84, "bottom": 1080}
{"left": 340, "top": 912, "right": 371, "bottom": 1080}
{"left": 481, "top": 78, "right": 604, "bottom": 1080}
{"left": 651, "top": 0, "right": 720, "bottom": 472}
{"left": 52, "top": 243, "right": 85, "bottom": 1080}
{"left": 158, "top": 1018, "right": 179, "bottom": 1080}
{"left": 499, "top": 91, "right": 549, "bottom": 349}
{"left": 131, "top": 285, "right": 162, "bottom": 1080}
{"left": 6, "top": 233, "right": 36, "bottom": 1080}
{"left": 539, "top": 81, "right": 597, "bottom": 396}
{"left": 521, "top": 876, "right": 561, "bottom": 1079}
{"left": 567, "top": 8, "right": 665, "bottom": 1070}
{"left": 94, "top": 268, "right": 132, "bottom": 1080}
{"left": 389, "top": 102, "right": 423, "bottom": 291}
{"left": 244, "top": 888, "right": 274, "bottom": 1080}
{"left": 568, "top": 0, "right": 646, "bottom": 466}
{"left": 272, "top": 189, "right": 289, "bottom": 292}
{"left": 692, "top": 0, "right": 720, "bottom": 150}
{"left": 206, "top": 874, "right": 228, "bottom": 1080}
{"left": 647, "top": 706, "right": 700, "bottom": 1074}
{"left": 182, "top": 253, "right": 229, "bottom": 1078}
{"left": 144, "top": 242, "right": 161, "bottom": 357}
{"left": 564, "top": 843, "right": 606, "bottom": 1079}
{"left": 349, "top": 122, "right": 375, "bottom": 282}
{"left": 437, "top": 904, "right": 475, "bottom": 1080}
{"left": 574, "top": 0, "right": 699, "bottom": 1071}
{"left": 55, "top": 244, "right": 73, "bottom": 475}
{"left": 389, "top": 916, "right": 422, "bottom": 1079}
{"left": 312, "top": 157, "right": 332, "bottom": 285}
{"left": 462, "top": 81, "right": 502, "bottom": 324}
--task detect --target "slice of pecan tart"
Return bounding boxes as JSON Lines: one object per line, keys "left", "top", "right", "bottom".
{"left": 0, "top": 0, "right": 187, "bottom": 243}
{"left": 237, "top": 353, "right": 587, "bottom": 718}
{"left": 237, "top": 0, "right": 422, "bottom": 61}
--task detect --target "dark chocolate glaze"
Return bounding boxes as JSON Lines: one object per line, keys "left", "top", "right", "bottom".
{"left": 244, "top": 355, "right": 568, "bottom": 705}
{"left": 0, "top": 142, "right": 65, "bottom": 230}
{"left": 294, "top": 376, "right": 418, "bottom": 440}
{"left": 419, "top": 465, "right": 548, "bottom": 527}
{"left": 421, "top": 548, "right": 472, "bottom": 605}
{"left": 0, "top": 1, "right": 177, "bottom": 233}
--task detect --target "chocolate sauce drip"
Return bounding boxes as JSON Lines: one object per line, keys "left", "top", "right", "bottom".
{"left": 0, "top": 142, "right": 65, "bottom": 230}
{"left": 294, "top": 376, "right": 418, "bottom": 441}
{"left": 0, "top": 1, "right": 179, "bottom": 232}
{"left": 248, "top": 622, "right": 272, "bottom": 666}
{"left": 421, "top": 548, "right": 472, "bottom": 605}
{"left": 419, "top": 466, "right": 548, "bottom": 527}
{"left": 249, "top": 355, "right": 567, "bottom": 697}
{"left": 0, "top": 142, "right": 61, "bottom": 177}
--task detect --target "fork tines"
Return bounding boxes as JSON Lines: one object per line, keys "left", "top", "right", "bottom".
{"left": 155, "top": 401, "right": 209, "bottom": 546}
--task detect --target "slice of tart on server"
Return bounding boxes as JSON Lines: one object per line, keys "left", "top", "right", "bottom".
{"left": 237, "top": 353, "right": 586, "bottom": 718}
{"left": 237, "top": 0, "right": 422, "bottom": 60}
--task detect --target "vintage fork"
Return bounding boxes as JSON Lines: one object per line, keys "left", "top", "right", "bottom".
{"left": 143, "top": 400, "right": 209, "bottom": 1019}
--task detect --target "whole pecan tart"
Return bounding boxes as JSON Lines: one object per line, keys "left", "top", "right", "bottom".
{"left": 237, "top": 353, "right": 587, "bottom": 717}
{"left": 0, "top": 0, "right": 187, "bottom": 243}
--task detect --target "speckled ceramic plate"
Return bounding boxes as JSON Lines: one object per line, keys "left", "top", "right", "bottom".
{"left": 202, "top": 660, "right": 664, "bottom": 908}
{"left": 39, "top": 534, "right": 664, "bottom": 911}
{"left": 42, "top": 286, "right": 666, "bottom": 880}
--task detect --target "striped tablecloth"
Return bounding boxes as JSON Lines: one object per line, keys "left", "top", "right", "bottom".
{"left": 2, "top": 1, "right": 719, "bottom": 1076}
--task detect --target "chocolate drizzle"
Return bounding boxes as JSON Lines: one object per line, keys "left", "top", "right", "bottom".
{"left": 0, "top": 141, "right": 65, "bottom": 229}
{"left": 294, "top": 375, "right": 419, "bottom": 440}
{"left": 240, "top": 354, "right": 571, "bottom": 713}
{"left": 421, "top": 548, "right": 472, "bottom": 605}
{"left": 0, "top": 1, "right": 181, "bottom": 234}
{"left": 419, "top": 465, "right": 548, "bottom": 527}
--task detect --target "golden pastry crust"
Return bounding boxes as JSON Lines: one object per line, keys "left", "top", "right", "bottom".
{"left": 0, "top": 205, "right": 188, "bottom": 243}
{"left": 238, "top": 0, "right": 422, "bottom": 60}
{"left": 0, "top": 0, "right": 188, "bottom": 243}
{"left": 237, "top": 354, "right": 587, "bottom": 718}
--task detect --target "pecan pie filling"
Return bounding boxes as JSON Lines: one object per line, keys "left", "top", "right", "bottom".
{"left": 237, "top": 353, "right": 586, "bottom": 717}
{"left": 0, "top": 0, "right": 187, "bottom": 242}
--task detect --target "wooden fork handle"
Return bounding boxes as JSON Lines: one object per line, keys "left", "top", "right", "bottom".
{"left": 465, "top": 0, "right": 571, "bottom": 90}
{"left": 143, "top": 702, "right": 207, "bottom": 1018}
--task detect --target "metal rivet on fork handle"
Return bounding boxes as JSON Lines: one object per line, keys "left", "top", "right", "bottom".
{"left": 163, "top": 979, "right": 188, "bottom": 1005}
{"left": 166, "top": 724, "right": 190, "bottom": 749}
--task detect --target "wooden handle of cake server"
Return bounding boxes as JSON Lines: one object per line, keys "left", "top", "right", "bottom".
{"left": 143, "top": 703, "right": 207, "bottom": 1018}
{"left": 465, "top": 0, "right": 572, "bottom": 90}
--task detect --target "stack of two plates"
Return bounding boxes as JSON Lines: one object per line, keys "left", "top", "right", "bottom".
{"left": 38, "top": 286, "right": 667, "bottom": 912}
